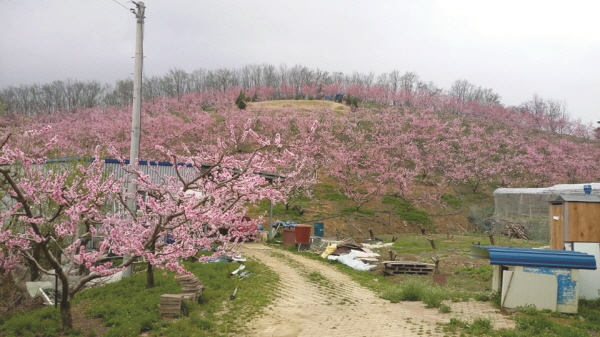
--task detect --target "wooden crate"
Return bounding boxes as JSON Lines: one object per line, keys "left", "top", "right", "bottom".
{"left": 382, "top": 261, "right": 434, "bottom": 276}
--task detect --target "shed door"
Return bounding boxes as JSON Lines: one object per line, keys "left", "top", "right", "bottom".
{"left": 550, "top": 203, "right": 565, "bottom": 250}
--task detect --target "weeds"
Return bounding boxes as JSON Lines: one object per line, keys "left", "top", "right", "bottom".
{"left": 443, "top": 317, "right": 493, "bottom": 336}
{"left": 381, "top": 279, "right": 426, "bottom": 303}
{"left": 438, "top": 304, "right": 451, "bottom": 313}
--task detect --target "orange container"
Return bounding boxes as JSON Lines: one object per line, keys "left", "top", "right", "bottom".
{"left": 282, "top": 228, "right": 295, "bottom": 246}
{"left": 295, "top": 225, "right": 311, "bottom": 245}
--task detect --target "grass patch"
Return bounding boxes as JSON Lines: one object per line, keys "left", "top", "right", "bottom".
{"left": 441, "top": 193, "right": 462, "bottom": 208}
{"left": 573, "top": 298, "right": 600, "bottom": 332}
{"left": 316, "top": 184, "right": 350, "bottom": 202}
{"left": 381, "top": 196, "right": 432, "bottom": 227}
{"left": 443, "top": 317, "right": 493, "bottom": 336}
{"left": 341, "top": 206, "right": 374, "bottom": 215}
{"left": 0, "top": 306, "right": 70, "bottom": 337}
{"left": 0, "top": 259, "right": 278, "bottom": 337}
{"left": 307, "top": 271, "right": 327, "bottom": 284}
{"left": 438, "top": 304, "right": 452, "bottom": 313}
{"left": 381, "top": 278, "right": 427, "bottom": 303}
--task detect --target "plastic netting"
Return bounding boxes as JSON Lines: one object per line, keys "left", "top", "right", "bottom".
{"left": 490, "top": 183, "right": 600, "bottom": 242}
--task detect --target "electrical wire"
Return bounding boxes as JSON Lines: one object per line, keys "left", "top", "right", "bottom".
{"left": 110, "top": 0, "right": 132, "bottom": 13}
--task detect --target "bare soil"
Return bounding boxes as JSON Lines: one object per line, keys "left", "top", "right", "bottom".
{"left": 239, "top": 243, "right": 514, "bottom": 337}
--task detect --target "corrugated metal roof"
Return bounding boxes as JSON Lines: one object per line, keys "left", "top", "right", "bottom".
{"left": 551, "top": 195, "right": 600, "bottom": 203}
{"left": 494, "top": 183, "right": 600, "bottom": 195}
{"left": 471, "top": 246, "right": 597, "bottom": 270}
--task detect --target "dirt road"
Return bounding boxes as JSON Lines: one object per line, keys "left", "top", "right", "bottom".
{"left": 240, "top": 243, "right": 514, "bottom": 337}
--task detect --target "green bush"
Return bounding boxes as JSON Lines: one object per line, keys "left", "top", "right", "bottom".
{"left": 423, "top": 288, "right": 446, "bottom": 308}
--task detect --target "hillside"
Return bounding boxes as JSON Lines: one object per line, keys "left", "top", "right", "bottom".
{"left": 2, "top": 93, "right": 599, "bottom": 240}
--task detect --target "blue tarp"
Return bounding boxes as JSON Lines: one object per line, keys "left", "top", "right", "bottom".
{"left": 272, "top": 220, "right": 297, "bottom": 228}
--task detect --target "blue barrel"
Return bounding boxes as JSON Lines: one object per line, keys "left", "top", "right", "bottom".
{"left": 314, "top": 222, "right": 324, "bottom": 237}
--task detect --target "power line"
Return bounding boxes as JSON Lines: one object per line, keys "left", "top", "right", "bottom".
{"left": 110, "top": 0, "right": 133, "bottom": 14}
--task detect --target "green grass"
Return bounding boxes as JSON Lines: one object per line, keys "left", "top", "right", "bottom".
{"left": 341, "top": 206, "right": 374, "bottom": 215}
{"left": 381, "top": 196, "right": 432, "bottom": 226}
{"left": 0, "top": 259, "right": 278, "bottom": 337}
{"left": 315, "top": 184, "right": 349, "bottom": 202}
{"left": 0, "top": 306, "right": 69, "bottom": 337}
{"left": 443, "top": 304, "right": 599, "bottom": 336}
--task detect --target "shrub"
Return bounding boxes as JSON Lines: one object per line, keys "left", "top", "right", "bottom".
{"left": 423, "top": 288, "right": 446, "bottom": 308}
{"left": 381, "top": 280, "right": 426, "bottom": 303}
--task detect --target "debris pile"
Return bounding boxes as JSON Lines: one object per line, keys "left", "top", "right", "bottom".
{"left": 320, "top": 240, "right": 381, "bottom": 271}
{"left": 501, "top": 223, "right": 530, "bottom": 240}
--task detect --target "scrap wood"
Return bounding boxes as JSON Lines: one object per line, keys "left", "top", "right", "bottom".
{"left": 362, "top": 242, "right": 393, "bottom": 249}
{"left": 501, "top": 223, "right": 530, "bottom": 240}
{"left": 331, "top": 242, "right": 365, "bottom": 256}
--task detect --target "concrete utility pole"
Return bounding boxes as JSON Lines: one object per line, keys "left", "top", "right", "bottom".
{"left": 123, "top": 1, "right": 145, "bottom": 278}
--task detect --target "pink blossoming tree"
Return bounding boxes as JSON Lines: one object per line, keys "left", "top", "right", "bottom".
{"left": 0, "top": 124, "right": 290, "bottom": 329}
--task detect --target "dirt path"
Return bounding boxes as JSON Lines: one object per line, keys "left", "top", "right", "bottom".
{"left": 239, "top": 243, "right": 514, "bottom": 337}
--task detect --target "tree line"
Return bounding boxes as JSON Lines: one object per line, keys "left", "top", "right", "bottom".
{"left": 1, "top": 63, "right": 564, "bottom": 119}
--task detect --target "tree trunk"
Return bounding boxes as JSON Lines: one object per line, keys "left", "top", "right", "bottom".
{"left": 60, "top": 283, "right": 72, "bottom": 330}
{"left": 29, "top": 243, "right": 41, "bottom": 281}
{"left": 146, "top": 263, "right": 154, "bottom": 289}
{"left": 147, "top": 240, "right": 156, "bottom": 289}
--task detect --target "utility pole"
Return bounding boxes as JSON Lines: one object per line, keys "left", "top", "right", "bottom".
{"left": 123, "top": 1, "right": 145, "bottom": 278}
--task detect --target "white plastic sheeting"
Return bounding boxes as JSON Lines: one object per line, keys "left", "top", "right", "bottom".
{"left": 334, "top": 251, "right": 377, "bottom": 271}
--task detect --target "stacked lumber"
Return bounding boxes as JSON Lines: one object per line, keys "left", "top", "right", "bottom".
{"left": 159, "top": 294, "right": 184, "bottom": 318}
{"left": 175, "top": 274, "right": 204, "bottom": 302}
{"left": 382, "top": 261, "right": 434, "bottom": 276}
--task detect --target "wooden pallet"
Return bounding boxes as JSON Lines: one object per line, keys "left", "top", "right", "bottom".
{"left": 381, "top": 261, "right": 434, "bottom": 276}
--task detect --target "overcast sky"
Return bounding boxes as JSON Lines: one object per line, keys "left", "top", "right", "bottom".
{"left": 1, "top": 1, "right": 598, "bottom": 124}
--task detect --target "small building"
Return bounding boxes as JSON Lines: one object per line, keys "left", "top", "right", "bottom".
{"left": 549, "top": 195, "right": 600, "bottom": 250}
{"left": 471, "top": 245, "right": 597, "bottom": 313}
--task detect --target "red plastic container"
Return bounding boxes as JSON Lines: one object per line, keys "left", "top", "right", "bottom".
{"left": 282, "top": 228, "right": 295, "bottom": 246}
{"left": 294, "top": 225, "right": 311, "bottom": 245}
